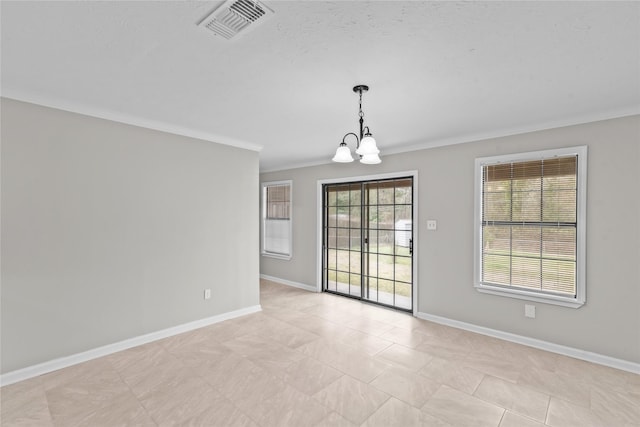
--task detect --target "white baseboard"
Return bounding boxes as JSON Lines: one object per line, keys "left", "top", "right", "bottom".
{"left": 260, "top": 274, "right": 318, "bottom": 293}
{"left": 416, "top": 311, "right": 640, "bottom": 375}
{"left": 256, "top": 276, "right": 640, "bottom": 374}
{"left": 0, "top": 305, "right": 262, "bottom": 387}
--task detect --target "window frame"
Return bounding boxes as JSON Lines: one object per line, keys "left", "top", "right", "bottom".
{"left": 473, "top": 146, "right": 587, "bottom": 308}
{"left": 261, "top": 180, "right": 293, "bottom": 260}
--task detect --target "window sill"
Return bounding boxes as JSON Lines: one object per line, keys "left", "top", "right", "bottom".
{"left": 475, "top": 284, "right": 584, "bottom": 308}
{"left": 261, "top": 252, "right": 292, "bottom": 261}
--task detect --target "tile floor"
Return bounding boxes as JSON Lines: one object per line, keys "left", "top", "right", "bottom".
{"left": 1, "top": 279, "right": 639, "bottom": 426}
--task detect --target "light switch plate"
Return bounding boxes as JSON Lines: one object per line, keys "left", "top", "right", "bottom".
{"left": 427, "top": 220, "right": 437, "bottom": 230}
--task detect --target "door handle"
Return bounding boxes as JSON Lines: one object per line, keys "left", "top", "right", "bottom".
{"left": 409, "top": 238, "right": 413, "bottom": 255}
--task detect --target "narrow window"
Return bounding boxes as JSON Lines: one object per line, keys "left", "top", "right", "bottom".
{"left": 474, "top": 146, "right": 587, "bottom": 308}
{"left": 261, "top": 180, "right": 292, "bottom": 259}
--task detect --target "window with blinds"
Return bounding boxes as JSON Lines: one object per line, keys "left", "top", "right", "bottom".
{"left": 474, "top": 146, "right": 587, "bottom": 308}
{"left": 261, "top": 181, "right": 292, "bottom": 259}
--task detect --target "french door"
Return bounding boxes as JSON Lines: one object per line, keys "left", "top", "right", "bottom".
{"left": 322, "top": 177, "right": 413, "bottom": 312}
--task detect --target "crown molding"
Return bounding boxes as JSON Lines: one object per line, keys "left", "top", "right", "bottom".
{"left": 1, "top": 90, "right": 263, "bottom": 153}
{"left": 261, "top": 106, "right": 640, "bottom": 173}
{"left": 4, "top": 89, "right": 637, "bottom": 172}
{"left": 383, "top": 106, "right": 640, "bottom": 157}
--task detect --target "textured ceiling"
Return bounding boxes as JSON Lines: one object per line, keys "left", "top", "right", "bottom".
{"left": 2, "top": 1, "right": 639, "bottom": 171}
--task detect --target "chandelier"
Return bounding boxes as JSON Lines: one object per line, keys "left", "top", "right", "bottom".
{"left": 332, "top": 85, "right": 381, "bottom": 164}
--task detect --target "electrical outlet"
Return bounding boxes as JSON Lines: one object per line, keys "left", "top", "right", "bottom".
{"left": 427, "top": 220, "right": 437, "bottom": 230}
{"left": 204, "top": 289, "right": 211, "bottom": 300}
{"left": 525, "top": 304, "right": 536, "bottom": 318}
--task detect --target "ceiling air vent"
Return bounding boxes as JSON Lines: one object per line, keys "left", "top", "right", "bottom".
{"left": 198, "top": 0, "right": 274, "bottom": 40}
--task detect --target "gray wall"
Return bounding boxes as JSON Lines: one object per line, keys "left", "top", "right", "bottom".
{"left": 260, "top": 115, "right": 640, "bottom": 364}
{"left": 1, "top": 98, "right": 260, "bottom": 373}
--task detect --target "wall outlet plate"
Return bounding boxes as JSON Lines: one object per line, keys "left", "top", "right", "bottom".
{"left": 525, "top": 304, "right": 536, "bottom": 318}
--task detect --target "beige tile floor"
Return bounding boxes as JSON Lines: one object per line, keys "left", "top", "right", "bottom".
{"left": 2, "top": 279, "right": 639, "bottom": 426}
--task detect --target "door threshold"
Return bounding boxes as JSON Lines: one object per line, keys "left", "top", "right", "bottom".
{"left": 323, "top": 289, "right": 413, "bottom": 314}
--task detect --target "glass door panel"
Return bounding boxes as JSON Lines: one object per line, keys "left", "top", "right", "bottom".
{"left": 323, "top": 177, "right": 413, "bottom": 312}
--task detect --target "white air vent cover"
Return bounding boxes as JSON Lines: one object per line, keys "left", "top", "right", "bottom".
{"left": 198, "top": 0, "right": 274, "bottom": 40}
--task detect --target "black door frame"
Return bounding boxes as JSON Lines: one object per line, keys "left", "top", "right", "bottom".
{"left": 319, "top": 172, "right": 417, "bottom": 313}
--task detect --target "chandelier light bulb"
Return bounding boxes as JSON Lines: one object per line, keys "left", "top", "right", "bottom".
{"left": 355, "top": 134, "right": 379, "bottom": 156}
{"left": 332, "top": 143, "right": 354, "bottom": 163}
{"left": 360, "top": 153, "right": 382, "bottom": 164}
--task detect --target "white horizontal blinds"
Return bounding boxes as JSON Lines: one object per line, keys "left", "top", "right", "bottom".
{"left": 264, "top": 183, "right": 291, "bottom": 256}
{"left": 481, "top": 156, "right": 577, "bottom": 296}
